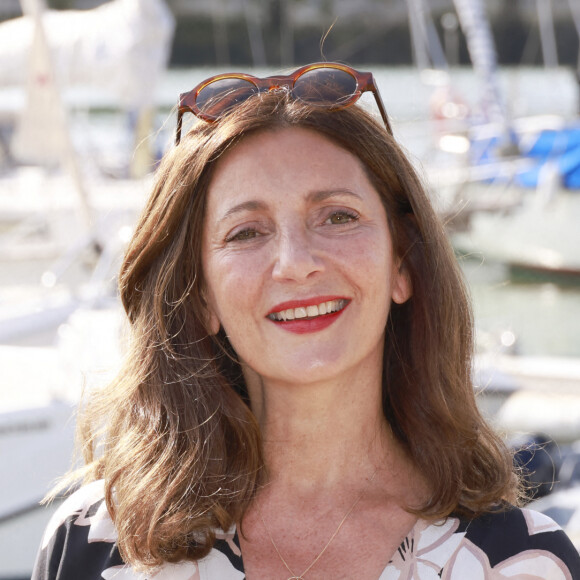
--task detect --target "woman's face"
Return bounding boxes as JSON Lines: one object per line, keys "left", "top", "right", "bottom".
{"left": 202, "top": 127, "right": 410, "bottom": 387}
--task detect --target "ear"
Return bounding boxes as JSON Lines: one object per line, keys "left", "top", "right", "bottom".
{"left": 391, "top": 262, "right": 412, "bottom": 305}
{"left": 205, "top": 306, "right": 221, "bottom": 336}
{"left": 201, "top": 288, "right": 221, "bottom": 335}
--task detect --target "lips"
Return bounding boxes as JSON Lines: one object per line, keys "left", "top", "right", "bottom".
{"left": 267, "top": 298, "right": 348, "bottom": 321}
{"left": 266, "top": 297, "right": 350, "bottom": 334}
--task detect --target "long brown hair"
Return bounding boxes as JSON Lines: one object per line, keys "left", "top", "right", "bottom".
{"left": 75, "top": 93, "right": 518, "bottom": 570}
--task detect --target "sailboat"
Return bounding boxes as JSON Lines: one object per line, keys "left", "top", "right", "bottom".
{"left": 408, "top": 0, "right": 580, "bottom": 280}
{"left": 0, "top": 1, "right": 174, "bottom": 577}
{"left": 0, "top": 0, "right": 174, "bottom": 335}
{"left": 400, "top": 0, "right": 580, "bottom": 466}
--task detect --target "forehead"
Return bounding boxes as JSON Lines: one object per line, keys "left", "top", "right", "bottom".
{"left": 206, "top": 127, "right": 373, "bottom": 202}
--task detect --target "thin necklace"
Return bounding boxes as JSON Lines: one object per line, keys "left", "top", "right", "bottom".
{"left": 257, "top": 469, "right": 379, "bottom": 580}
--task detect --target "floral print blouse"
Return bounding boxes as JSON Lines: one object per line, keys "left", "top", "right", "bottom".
{"left": 32, "top": 480, "right": 580, "bottom": 579}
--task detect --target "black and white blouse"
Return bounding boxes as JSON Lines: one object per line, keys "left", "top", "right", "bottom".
{"left": 33, "top": 480, "right": 580, "bottom": 579}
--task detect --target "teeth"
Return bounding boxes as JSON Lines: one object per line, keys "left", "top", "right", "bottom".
{"left": 268, "top": 299, "right": 347, "bottom": 321}
{"left": 306, "top": 305, "right": 318, "bottom": 317}
{"left": 295, "top": 307, "right": 307, "bottom": 319}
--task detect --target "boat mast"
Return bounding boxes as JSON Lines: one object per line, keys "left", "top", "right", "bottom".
{"left": 536, "top": 0, "right": 558, "bottom": 68}
{"left": 406, "top": 0, "right": 447, "bottom": 71}
{"left": 452, "top": 0, "right": 510, "bottom": 131}
{"left": 242, "top": 0, "right": 266, "bottom": 67}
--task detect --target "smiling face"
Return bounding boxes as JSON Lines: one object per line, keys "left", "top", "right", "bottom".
{"left": 202, "top": 127, "right": 410, "bottom": 389}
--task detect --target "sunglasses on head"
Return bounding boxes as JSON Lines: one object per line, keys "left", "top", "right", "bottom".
{"left": 175, "top": 62, "right": 392, "bottom": 144}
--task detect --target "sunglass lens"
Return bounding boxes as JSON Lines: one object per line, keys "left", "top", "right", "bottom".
{"left": 196, "top": 78, "right": 259, "bottom": 119}
{"left": 292, "top": 68, "right": 358, "bottom": 107}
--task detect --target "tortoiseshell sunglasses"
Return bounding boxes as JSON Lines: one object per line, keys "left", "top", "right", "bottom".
{"left": 175, "top": 62, "right": 392, "bottom": 144}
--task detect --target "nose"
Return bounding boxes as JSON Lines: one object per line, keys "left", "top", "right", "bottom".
{"left": 271, "top": 227, "right": 324, "bottom": 282}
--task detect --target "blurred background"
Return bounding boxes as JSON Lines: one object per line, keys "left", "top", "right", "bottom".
{"left": 1, "top": 0, "right": 580, "bottom": 577}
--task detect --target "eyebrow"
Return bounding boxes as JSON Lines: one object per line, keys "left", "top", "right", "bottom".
{"left": 218, "top": 200, "right": 269, "bottom": 224}
{"left": 217, "top": 189, "right": 363, "bottom": 223}
{"left": 307, "top": 189, "right": 363, "bottom": 203}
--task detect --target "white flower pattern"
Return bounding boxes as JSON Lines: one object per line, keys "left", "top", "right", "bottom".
{"left": 101, "top": 561, "right": 201, "bottom": 580}
{"left": 33, "top": 483, "right": 580, "bottom": 580}
{"left": 382, "top": 509, "right": 576, "bottom": 580}
{"left": 444, "top": 541, "right": 573, "bottom": 579}
{"left": 99, "top": 530, "right": 244, "bottom": 580}
{"left": 380, "top": 517, "right": 465, "bottom": 579}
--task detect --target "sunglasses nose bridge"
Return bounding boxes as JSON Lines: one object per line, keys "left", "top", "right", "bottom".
{"left": 267, "top": 84, "right": 288, "bottom": 95}
{"left": 260, "top": 75, "right": 294, "bottom": 94}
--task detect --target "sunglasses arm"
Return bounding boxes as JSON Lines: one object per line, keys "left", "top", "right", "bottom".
{"left": 372, "top": 89, "right": 393, "bottom": 136}
{"left": 175, "top": 109, "right": 184, "bottom": 145}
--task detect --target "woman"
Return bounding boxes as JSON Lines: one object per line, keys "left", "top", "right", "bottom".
{"left": 33, "top": 64, "right": 579, "bottom": 579}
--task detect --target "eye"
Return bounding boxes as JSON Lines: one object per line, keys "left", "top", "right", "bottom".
{"left": 325, "top": 210, "right": 359, "bottom": 225}
{"left": 226, "top": 228, "right": 259, "bottom": 242}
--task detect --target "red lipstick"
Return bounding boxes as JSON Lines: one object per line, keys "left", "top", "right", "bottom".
{"left": 267, "top": 295, "right": 344, "bottom": 315}
{"left": 267, "top": 296, "right": 350, "bottom": 334}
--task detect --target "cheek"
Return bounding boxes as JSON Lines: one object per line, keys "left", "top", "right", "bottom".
{"left": 357, "top": 242, "right": 399, "bottom": 315}
{"left": 204, "top": 260, "right": 260, "bottom": 328}
{"left": 353, "top": 233, "right": 394, "bottom": 278}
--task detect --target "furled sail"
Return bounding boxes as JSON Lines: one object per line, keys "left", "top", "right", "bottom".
{"left": 4, "top": 0, "right": 175, "bottom": 178}
{"left": 11, "top": 0, "right": 93, "bottom": 229}
{"left": 0, "top": 0, "right": 175, "bottom": 107}
{"left": 10, "top": 0, "right": 68, "bottom": 166}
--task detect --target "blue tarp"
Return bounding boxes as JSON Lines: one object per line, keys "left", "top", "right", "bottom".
{"left": 471, "top": 125, "right": 580, "bottom": 190}
{"left": 519, "top": 127, "right": 580, "bottom": 189}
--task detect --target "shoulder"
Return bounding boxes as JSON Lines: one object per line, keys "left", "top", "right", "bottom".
{"left": 39, "top": 480, "right": 115, "bottom": 549}
{"left": 382, "top": 507, "right": 579, "bottom": 579}
{"left": 454, "top": 506, "right": 580, "bottom": 578}
{"left": 32, "top": 480, "right": 124, "bottom": 580}
{"left": 32, "top": 480, "right": 245, "bottom": 580}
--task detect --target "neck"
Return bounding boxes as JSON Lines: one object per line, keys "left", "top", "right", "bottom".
{"left": 244, "top": 363, "right": 398, "bottom": 494}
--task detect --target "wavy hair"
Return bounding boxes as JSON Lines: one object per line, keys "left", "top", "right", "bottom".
{"left": 73, "top": 92, "right": 518, "bottom": 570}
